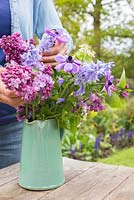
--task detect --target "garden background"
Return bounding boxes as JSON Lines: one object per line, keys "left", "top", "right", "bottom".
{"left": 54, "top": 0, "right": 134, "bottom": 166}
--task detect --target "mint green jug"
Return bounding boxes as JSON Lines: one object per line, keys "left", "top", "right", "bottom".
{"left": 19, "top": 119, "right": 65, "bottom": 190}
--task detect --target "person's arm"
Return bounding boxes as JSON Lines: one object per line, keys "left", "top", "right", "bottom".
{"left": 35, "top": 0, "right": 73, "bottom": 65}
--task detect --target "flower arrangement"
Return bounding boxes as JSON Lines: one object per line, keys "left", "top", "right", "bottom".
{"left": 0, "top": 29, "right": 130, "bottom": 132}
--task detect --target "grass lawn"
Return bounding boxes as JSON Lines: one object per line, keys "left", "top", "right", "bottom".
{"left": 98, "top": 147, "right": 134, "bottom": 167}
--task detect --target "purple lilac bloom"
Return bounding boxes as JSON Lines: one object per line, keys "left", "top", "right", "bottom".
{"left": 57, "top": 77, "right": 65, "bottom": 86}
{"left": 45, "top": 28, "right": 68, "bottom": 43}
{"left": 55, "top": 55, "right": 81, "bottom": 74}
{"left": 38, "top": 33, "right": 55, "bottom": 52}
{"left": 0, "top": 33, "right": 28, "bottom": 64}
{"left": 33, "top": 71, "right": 54, "bottom": 100}
{"left": 88, "top": 94, "right": 104, "bottom": 112}
{"left": 56, "top": 98, "right": 65, "bottom": 104}
{"left": 105, "top": 70, "right": 114, "bottom": 96}
{"left": 1, "top": 64, "right": 37, "bottom": 102}
{"left": 22, "top": 44, "right": 43, "bottom": 70}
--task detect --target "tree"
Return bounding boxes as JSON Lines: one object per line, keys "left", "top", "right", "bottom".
{"left": 55, "top": 0, "right": 134, "bottom": 79}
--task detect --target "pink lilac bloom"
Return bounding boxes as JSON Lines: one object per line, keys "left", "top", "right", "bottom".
{"left": 105, "top": 70, "right": 114, "bottom": 96}
{"left": 1, "top": 64, "right": 37, "bottom": 102}
{"left": 0, "top": 33, "right": 28, "bottom": 64}
{"left": 88, "top": 94, "right": 104, "bottom": 112}
{"left": 120, "top": 91, "right": 129, "bottom": 97}
{"left": 43, "top": 65, "right": 53, "bottom": 76}
{"left": 73, "top": 94, "right": 104, "bottom": 114}
{"left": 55, "top": 55, "right": 81, "bottom": 74}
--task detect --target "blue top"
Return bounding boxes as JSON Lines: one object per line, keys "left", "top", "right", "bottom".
{"left": 0, "top": 0, "right": 16, "bottom": 124}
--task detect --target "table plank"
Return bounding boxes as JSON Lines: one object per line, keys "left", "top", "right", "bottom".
{"left": 39, "top": 164, "right": 134, "bottom": 200}
{"left": 0, "top": 164, "right": 19, "bottom": 186}
{"left": 104, "top": 174, "right": 134, "bottom": 200}
{"left": 0, "top": 158, "right": 97, "bottom": 200}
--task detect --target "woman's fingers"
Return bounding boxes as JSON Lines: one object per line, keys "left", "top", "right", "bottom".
{"left": 41, "top": 44, "right": 67, "bottom": 66}
{"left": 0, "top": 94, "right": 24, "bottom": 108}
{"left": 41, "top": 42, "right": 66, "bottom": 57}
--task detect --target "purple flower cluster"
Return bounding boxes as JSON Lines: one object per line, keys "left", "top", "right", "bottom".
{"left": 1, "top": 64, "right": 54, "bottom": 102}
{"left": 39, "top": 29, "right": 67, "bottom": 52}
{"left": 55, "top": 55, "right": 81, "bottom": 74}
{"left": 1, "top": 64, "right": 36, "bottom": 101}
{"left": 74, "top": 94, "right": 104, "bottom": 114}
{"left": 74, "top": 61, "right": 114, "bottom": 96}
{"left": 0, "top": 33, "right": 28, "bottom": 64}
{"left": 22, "top": 44, "right": 43, "bottom": 70}
{"left": 33, "top": 70, "right": 54, "bottom": 100}
{"left": 75, "top": 61, "right": 114, "bottom": 85}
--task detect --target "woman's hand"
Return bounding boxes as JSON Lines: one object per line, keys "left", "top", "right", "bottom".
{"left": 40, "top": 41, "right": 67, "bottom": 66}
{"left": 0, "top": 69, "right": 24, "bottom": 108}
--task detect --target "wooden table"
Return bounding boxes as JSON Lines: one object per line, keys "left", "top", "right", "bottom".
{"left": 1, "top": 157, "right": 134, "bottom": 200}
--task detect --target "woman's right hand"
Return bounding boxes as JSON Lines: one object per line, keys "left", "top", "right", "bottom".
{"left": 0, "top": 68, "right": 24, "bottom": 108}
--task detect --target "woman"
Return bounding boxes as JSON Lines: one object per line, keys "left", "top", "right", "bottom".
{"left": 0, "top": 0, "right": 72, "bottom": 168}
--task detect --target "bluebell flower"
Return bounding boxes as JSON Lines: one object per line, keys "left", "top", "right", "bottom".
{"left": 57, "top": 77, "right": 65, "bottom": 86}
{"left": 94, "top": 137, "right": 101, "bottom": 150}
{"left": 70, "top": 145, "right": 76, "bottom": 155}
{"left": 74, "top": 84, "right": 85, "bottom": 96}
{"left": 128, "top": 131, "right": 133, "bottom": 139}
{"left": 56, "top": 98, "right": 65, "bottom": 104}
{"left": 111, "top": 133, "right": 119, "bottom": 141}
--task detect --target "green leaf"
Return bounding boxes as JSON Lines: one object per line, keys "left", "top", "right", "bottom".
{"left": 105, "top": 93, "right": 126, "bottom": 108}
{"left": 117, "top": 68, "right": 126, "bottom": 89}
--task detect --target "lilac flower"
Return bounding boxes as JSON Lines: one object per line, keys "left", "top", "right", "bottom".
{"left": 55, "top": 55, "right": 81, "bottom": 74}
{"left": 88, "top": 94, "right": 104, "bottom": 112}
{"left": 45, "top": 28, "right": 68, "bottom": 43}
{"left": 1, "top": 64, "right": 37, "bottom": 102}
{"left": 38, "top": 33, "right": 55, "bottom": 52}
{"left": 0, "top": 33, "right": 28, "bottom": 64}
{"left": 57, "top": 77, "right": 64, "bottom": 86}
{"left": 105, "top": 70, "right": 114, "bottom": 96}
{"left": 56, "top": 98, "right": 65, "bottom": 104}
{"left": 22, "top": 44, "right": 43, "bottom": 70}
{"left": 33, "top": 71, "right": 54, "bottom": 100}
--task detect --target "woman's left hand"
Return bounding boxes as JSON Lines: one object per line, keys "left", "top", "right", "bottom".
{"left": 40, "top": 41, "right": 67, "bottom": 66}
